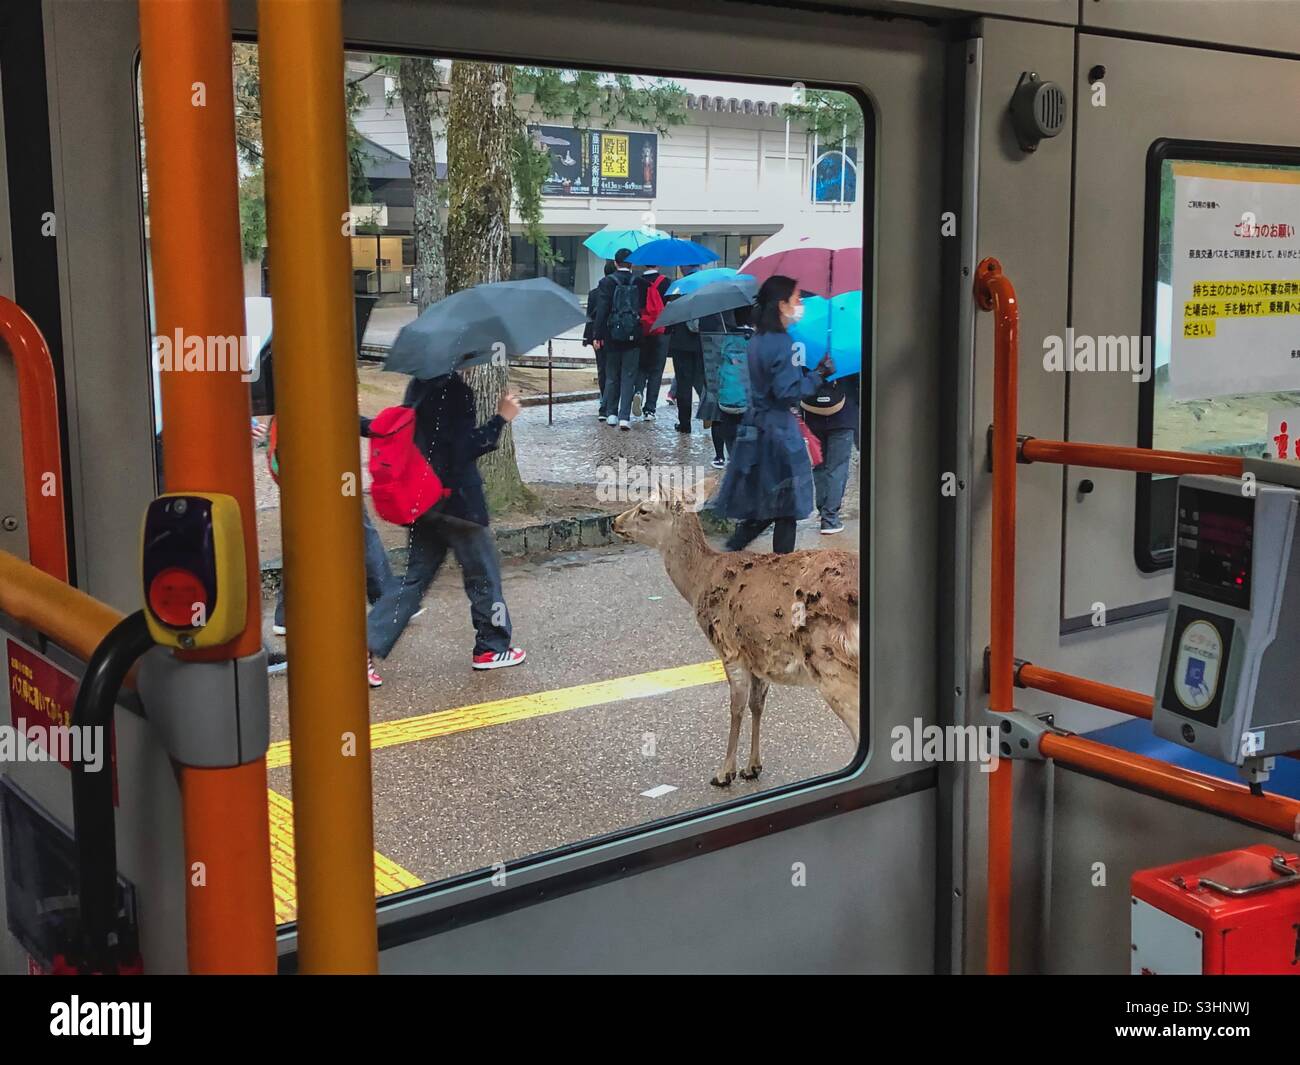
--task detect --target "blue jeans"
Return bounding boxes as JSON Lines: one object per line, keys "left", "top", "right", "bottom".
{"left": 275, "top": 501, "right": 391, "bottom": 627}
{"left": 811, "top": 425, "right": 854, "bottom": 526}
{"left": 600, "top": 343, "right": 640, "bottom": 422}
{"left": 366, "top": 511, "right": 511, "bottom": 659}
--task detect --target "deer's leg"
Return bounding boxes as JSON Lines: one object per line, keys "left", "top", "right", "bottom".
{"left": 823, "top": 689, "right": 860, "bottom": 746}
{"left": 711, "top": 662, "right": 750, "bottom": 787}
{"left": 739, "top": 675, "right": 768, "bottom": 780}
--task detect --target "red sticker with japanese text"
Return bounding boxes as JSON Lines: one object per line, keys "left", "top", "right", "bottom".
{"left": 7, "top": 638, "right": 118, "bottom": 804}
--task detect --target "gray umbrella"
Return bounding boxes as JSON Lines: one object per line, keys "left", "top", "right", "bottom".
{"left": 385, "top": 277, "right": 586, "bottom": 379}
{"left": 652, "top": 276, "right": 757, "bottom": 331}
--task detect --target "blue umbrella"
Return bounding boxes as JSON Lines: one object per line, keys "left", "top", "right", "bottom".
{"left": 583, "top": 225, "right": 670, "bottom": 259}
{"left": 627, "top": 238, "right": 719, "bottom": 267}
{"left": 788, "top": 291, "right": 862, "bottom": 381}
{"left": 667, "top": 268, "right": 753, "bottom": 295}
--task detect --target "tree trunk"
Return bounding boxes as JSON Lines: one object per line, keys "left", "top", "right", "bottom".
{"left": 397, "top": 57, "right": 446, "bottom": 312}
{"left": 446, "top": 61, "right": 534, "bottom": 513}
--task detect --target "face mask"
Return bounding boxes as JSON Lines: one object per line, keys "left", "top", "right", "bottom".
{"left": 787, "top": 303, "right": 805, "bottom": 324}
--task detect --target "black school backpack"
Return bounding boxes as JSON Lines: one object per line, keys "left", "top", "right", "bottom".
{"left": 606, "top": 273, "right": 642, "bottom": 344}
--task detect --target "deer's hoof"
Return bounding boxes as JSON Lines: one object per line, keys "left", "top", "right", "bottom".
{"left": 710, "top": 771, "right": 736, "bottom": 787}
{"left": 739, "top": 765, "right": 762, "bottom": 780}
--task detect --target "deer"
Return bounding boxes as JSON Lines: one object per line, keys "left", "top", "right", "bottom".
{"left": 613, "top": 479, "right": 859, "bottom": 787}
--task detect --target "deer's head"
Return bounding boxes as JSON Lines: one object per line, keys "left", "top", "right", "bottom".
{"left": 613, "top": 477, "right": 717, "bottom": 549}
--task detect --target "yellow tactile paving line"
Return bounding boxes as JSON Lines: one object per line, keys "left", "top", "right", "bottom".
{"left": 265, "top": 659, "right": 727, "bottom": 770}
{"left": 264, "top": 659, "right": 727, "bottom": 922}
{"left": 266, "top": 787, "right": 424, "bottom": 925}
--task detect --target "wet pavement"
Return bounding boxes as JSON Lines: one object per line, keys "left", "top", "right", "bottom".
{"left": 258, "top": 357, "right": 862, "bottom": 891}
{"left": 263, "top": 513, "right": 861, "bottom": 887}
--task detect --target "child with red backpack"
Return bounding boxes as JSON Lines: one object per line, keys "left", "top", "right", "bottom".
{"left": 364, "top": 372, "right": 526, "bottom": 672}
{"left": 632, "top": 265, "right": 671, "bottom": 420}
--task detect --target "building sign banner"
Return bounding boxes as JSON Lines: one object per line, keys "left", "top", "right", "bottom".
{"left": 530, "top": 125, "right": 657, "bottom": 198}
{"left": 1168, "top": 161, "right": 1300, "bottom": 400}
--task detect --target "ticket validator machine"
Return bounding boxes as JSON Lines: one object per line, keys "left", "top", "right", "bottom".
{"left": 1154, "top": 461, "right": 1300, "bottom": 788}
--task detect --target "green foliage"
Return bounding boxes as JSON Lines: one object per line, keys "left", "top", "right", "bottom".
{"left": 780, "top": 88, "right": 862, "bottom": 149}
{"left": 510, "top": 68, "right": 687, "bottom": 260}
{"left": 512, "top": 128, "right": 557, "bottom": 265}
{"left": 231, "top": 44, "right": 374, "bottom": 257}
{"left": 514, "top": 68, "right": 688, "bottom": 135}
{"left": 237, "top": 167, "right": 267, "bottom": 260}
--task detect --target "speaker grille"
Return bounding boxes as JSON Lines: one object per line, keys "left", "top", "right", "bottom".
{"left": 1037, "top": 84, "right": 1066, "bottom": 136}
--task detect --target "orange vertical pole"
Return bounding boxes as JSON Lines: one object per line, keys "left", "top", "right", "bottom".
{"left": 258, "top": 0, "right": 379, "bottom": 973}
{"left": 0, "top": 296, "right": 68, "bottom": 581}
{"left": 975, "top": 257, "right": 1016, "bottom": 975}
{"left": 138, "top": 0, "right": 276, "bottom": 974}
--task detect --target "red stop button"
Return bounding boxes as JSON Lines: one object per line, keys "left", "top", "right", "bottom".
{"left": 148, "top": 567, "right": 208, "bottom": 628}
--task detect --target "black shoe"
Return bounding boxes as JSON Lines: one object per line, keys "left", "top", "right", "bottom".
{"left": 266, "top": 651, "right": 288, "bottom": 675}
{"left": 675, "top": 424, "right": 691, "bottom": 434}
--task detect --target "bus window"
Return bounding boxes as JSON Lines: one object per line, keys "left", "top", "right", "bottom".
{"left": 137, "top": 49, "right": 868, "bottom": 918}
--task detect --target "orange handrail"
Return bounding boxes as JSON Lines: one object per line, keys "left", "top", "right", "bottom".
{"left": 0, "top": 296, "right": 69, "bottom": 582}
{"left": 1016, "top": 662, "right": 1300, "bottom": 763}
{"left": 138, "top": 0, "right": 276, "bottom": 975}
{"left": 979, "top": 257, "right": 1299, "bottom": 974}
{"left": 1040, "top": 732, "right": 1300, "bottom": 838}
{"left": 1020, "top": 438, "right": 1243, "bottom": 478}
{"left": 974, "top": 257, "right": 1016, "bottom": 975}
{"left": 0, "top": 549, "right": 126, "bottom": 678}
{"left": 1017, "top": 663, "right": 1153, "bottom": 720}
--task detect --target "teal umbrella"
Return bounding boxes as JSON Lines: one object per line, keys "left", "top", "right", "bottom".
{"left": 583, "top": 225, "right": 670, "bottom": 259}
{"left": 788, "top": 291, "right": 862, "bottom": 380}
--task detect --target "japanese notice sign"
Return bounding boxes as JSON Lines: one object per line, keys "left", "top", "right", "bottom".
{"left": 1169, "top": 161, "right": 1300, "bottom": 400}
{"left": 6, "top": 637, "right": 117, "bottom": 802}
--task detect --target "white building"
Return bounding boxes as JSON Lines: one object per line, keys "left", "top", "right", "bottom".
{"left": 305, "top": 62, "right": 866, "bottom": 304}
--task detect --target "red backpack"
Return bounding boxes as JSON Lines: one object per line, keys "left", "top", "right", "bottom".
{"left": 366, "top": 406, "right": 452, "bottom": 525}
{"left": 640, "top": 274, "right": 668, "bottom": 336}
{"left": 266, "top": 416, "right": 281, "bottom": 483}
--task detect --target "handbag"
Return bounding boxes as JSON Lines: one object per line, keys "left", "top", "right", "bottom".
{"left": 798, "top": 417, "right": 824, "bottom": 467}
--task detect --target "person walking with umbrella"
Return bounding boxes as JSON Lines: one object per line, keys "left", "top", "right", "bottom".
{"left": 712, "top": 275, "right": 835, "bottom": 555}
{"left": 372, "top": 276, "right": 586, "bottom": 671}
{"left": 365, "top": 373, "right": 526, "bottom": 670}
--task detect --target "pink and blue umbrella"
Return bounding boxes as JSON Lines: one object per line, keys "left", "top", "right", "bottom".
{"left": 740, "top": 217, "right": 862, "bottom": 298}
{"left": 788, "top": 291, "right": 862, "bottom": 381}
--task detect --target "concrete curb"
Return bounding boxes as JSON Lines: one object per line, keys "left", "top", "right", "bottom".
{"left": 259, "top": 509, "right": 629, "bottom": 589}
{"left": 519, "top": 389, "right": 600, "bottom": 407}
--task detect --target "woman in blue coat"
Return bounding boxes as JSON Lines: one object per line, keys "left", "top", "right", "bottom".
{"left": 713, "top": 274, "right": 835, "bottom": 554}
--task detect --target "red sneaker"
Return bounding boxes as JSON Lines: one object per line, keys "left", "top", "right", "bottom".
{"left": 367, "top": 658, "right": 383, "bottom": 688}
{"left": 472, "top": 648, "right": 527, "bottom": 670}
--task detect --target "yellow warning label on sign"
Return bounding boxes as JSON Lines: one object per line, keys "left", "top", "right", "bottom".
{"left": 601, "top": 134, "right": 629, "bottom": 178}
{"left": 1191, "top": 280, "right": 1300, "bottom": 298}
{"left": 1183, "top": 319, "right": 1216, "bottom": 339}
{"left": 1184, "top": 297, "right": 1300, "bottom": 320}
